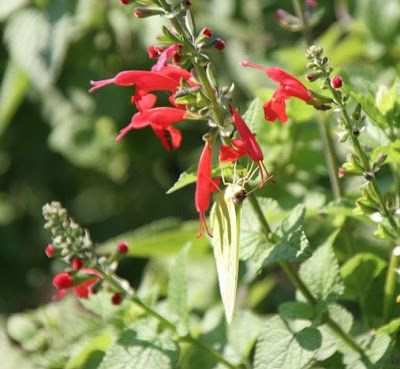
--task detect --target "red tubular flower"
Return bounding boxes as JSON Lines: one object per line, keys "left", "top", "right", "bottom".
{"left": 53, "top": 268, "right": 102, "bottom": 299}
{"left": 53, "top": 273, "right": 74, "bottom": 290}
{"left": 152, "top": 44, "right": 182, "bottom": 72}
{"left": 195, "top": 142, "right": 220, "bottom": 238}
{"left": 116, "top": 107, "right": 186, "bottom": 150}
{"left": 219, "top": 107, "right": 273, "bottom": 187}
{"left": 242, "top": 61, "right": 312, "bottom": 123}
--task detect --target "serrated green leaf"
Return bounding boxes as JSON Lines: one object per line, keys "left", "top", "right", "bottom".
{"left": 239, "top": 197, "right": 280, "bottom": 261}
{"left": 210, "top": 184, "right": 242, "bottom": 323}
{"left": 228, "top": 310, "right": 263, "bottom": 358}
{"left": 65, "top": 333, "right": 112, "bottom": 369}
{"left": 98, "top": 327, "right": 179, "bottom": 369}
{"left": 279, "top": 301, "right": 314, "bottom": 321}
{"left": 254, "top": 316, "right": 316, "bottom": 369}
{"left": 316, "top": 304, "right": 353, "bottom": 361}
{"left": 99, "top": 218, "right": 209, "bottom": 257}
{"left": 299, "top": 231, "right": 344, "bottom": 302}
{"left": 168, "top": 243, "right": 190, "bottom": 332}
{"left": 257, "top": 205, "right": 311, "bottom": 268}
{"left": 242, "top": 97, "right": 264, "bottom": 133}
{"left": 340, "top": 253, "right": 386, "bottom": 302}
{"left": 0, "top": 61, "right": 29, "bottom": 135}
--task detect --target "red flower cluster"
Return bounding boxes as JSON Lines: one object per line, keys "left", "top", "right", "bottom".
{"left": 242, "top": 61, "right": 311, "bottom": 123}
{"left": 90, "top": 44, "right": 192, "bottom": 151}
{"left": 53, "top": 268, "right": 102, "bottom": 299}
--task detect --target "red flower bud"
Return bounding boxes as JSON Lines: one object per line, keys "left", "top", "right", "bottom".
{"left": 45, "top": 244, "right": 54, "bottom": 258}
{"left": 331, "top": 75, "right": 343, "bottom": 89}
{"left": 172, "top": 53, "right": 181, "bottom": 63}
{"left": 111, "top": 292, "right": 122, "bottom": 305}
{"left": 72, "top": 258, "right": 83, "bottom": 270}
{"left": 202, "top": 28, "right": 212, "bottom": 38}
{"left": 306, "top": 0, "right": 318, "bottom": 8}
{"left": 118, "top": 242, "right": 129, "bottom": 253}
{"left": 353, "top": 129, "right": 360, "bottom": 136}
{"left": 338, "top": 167, "right": 345, "bottom": 178}
{"left": 119, "top": 0, "right": 129, "bottom": 4}
{"left": 215, "top": 38, "right": 225, "bottom": 51}
{"left": 53, "top": 273, "right": 74, "bottom": 290}
{"left": 183, "top": 0, "right": 192, "bottom": 6}
{"left": 148, "top": 45, "right": 159, "bottom": 59}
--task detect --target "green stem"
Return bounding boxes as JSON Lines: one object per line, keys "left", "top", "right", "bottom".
{"left": 383, "top": 250, "right": 400, "bottom": 322}
{"left": 292, "top": 0, "right": 312, "bottom": 45}
{"left": 325, "top": 76, "right": 400, "bottom": 321}
{"left": 318, "top": 115, "right": 343, "bottom": 200}
{"left": 99, "top": 268, "right": 238, "bottom": 369}
{"left": 248, "top": 193, "right": 272, "bottom": 238}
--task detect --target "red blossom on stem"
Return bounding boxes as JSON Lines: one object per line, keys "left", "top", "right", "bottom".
{"left": 118, "top": 242, "right": 129, "bottom": 253}
{"left": 219, "top": 107, "right": 273, "bottom": 187}
{"left": 331, "top": 75, "right": 343, "bottom": 88}
{"left": 53, "top": 268, "right": 102, "bottom": 299}
{"left": 45, "top": 244, "right": 54, "bottom": 258}
{"left": 242, "top": 61, "right": 311, "bottom": 123}
{"left": 111, "top": 293, "right": 123, "bottom": 305}
{"left": 215, "top": 39, "right": 226, "bottom": 51}
{"left": 72, "top": 258, "right": 83, "bottom": 270}
{"left": 116, "top": 107, "right": 187, "bottom": 150}
{"left": 195, "top": 142, "right": 220, "bottom": 238}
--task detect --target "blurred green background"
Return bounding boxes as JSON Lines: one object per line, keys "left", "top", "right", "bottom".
{"left": 0, "top": 0, "right": 399, "bottom": 317}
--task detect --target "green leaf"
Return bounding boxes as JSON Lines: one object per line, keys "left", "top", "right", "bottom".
{"left": 228, "top": 310, "right": 263, "bottom": 359}
{"left": 65, "top": 333, "right": 112, "bottom": 369}
{"left": 242, "top": 97, "right": 264, "bottom": 133}
{"left": 376, "top": 318, "right": 400, "bottom": 336}
{"left": 316, "top": 304, "right": 353, "bottom": 361}
{"left": 257, "top": 205, "right": 311, "bottom": 269}
{"left": 299, "top": 231, "right": 344, "bottom": 302}
{"left": 254, "top": 316, "right": 317, "bottom": 369}
{"left": 99, "top": 218, "right": 210, "bottom": 257}
{"left": 340, "top": 253, "right": 386, "bottom": 301}
{"left": 166, "top": 163, "right": 239, "bottom": 194}
{"left": 343, "top": 334, "right": 392, "bottom": 369}
{"left": 371, "top": 140, "right": 400, "bottom": 165}
{"left": 278, "top": 301, "right": 314, "bottom": 321}
{"left": 167, "top": 243, "right": 190, "bottom": 332}
{"left": 98, "top": 326, "right": 179, "bottom": 369}
{"left": 210, "top": 184, "right": 242, "bottom": 323}
{"left": 4, "top": 9, "right": 71, "bottom": 90}
{"left": 0, "top": 61, "right": 29, "bottom": 135}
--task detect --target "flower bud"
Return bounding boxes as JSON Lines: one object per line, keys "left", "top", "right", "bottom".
{"left": 214, "top": 38, "right": 225, "bottom": 51}
{"left": 374, "top": 151, "right": 388, "bottom": 167}
{"left": 72, "top": 258, "right": 83, "bottom": 270}
{"left": 274, "top": 9, "right": 301, "bottom": 31}
{"left": 338, "top": 167, "right": 345, "bottom": 178}
{"left": 53, "top": 273, "right": 74, "bottom": 290}
{"left": 331, "top": 75, "right": 343, "bottom": 89}
{"left": 45, "top": 244, "right": 54, "bottom": 258}
{"left": 111, "top": 293, "right": 123, "bottom": 305}
{"left": 147, "top": 45, "right": 159, "bottom": 59}
{"left": 172, "top": 53, "right": 182, "bottom": 63}
{"left": 306, "top": 72, "right": 322, "bottom": 82}
{"left": 353, "top": 129, "right": 360, "bottom": 136}
{"left": 202, "top": 28, "right": 212, "bottom": 38}
{"left": 118, "top": 242, "right": 129, "bottom": 253}
{"left": 306, "top": 0, "right": 318, "bottom": 8}
{"left": 134, "top": 7, "right": 164, "bottom": 18}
